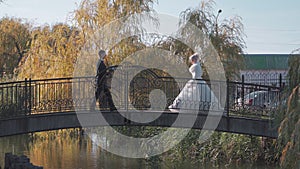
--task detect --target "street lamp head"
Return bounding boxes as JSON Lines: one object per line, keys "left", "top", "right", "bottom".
{"left": 215, "top": 9, "right": 222, "bottom": 35}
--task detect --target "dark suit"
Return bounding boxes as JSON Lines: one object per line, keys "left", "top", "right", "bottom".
{"left": 95, "top": 60, "right": 116, "bottom": 110}
{"left": 96, "top": 61, "right": 107, "bottom": 84}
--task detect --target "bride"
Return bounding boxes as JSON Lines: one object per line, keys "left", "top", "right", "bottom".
{"left": 168, "top": 53, "right": 218, "bottom": 112}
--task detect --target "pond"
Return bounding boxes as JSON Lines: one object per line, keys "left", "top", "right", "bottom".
{"left": 0, "top": 128, "right": 278, "bottom": 169}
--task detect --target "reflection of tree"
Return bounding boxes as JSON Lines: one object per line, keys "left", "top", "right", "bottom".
{"left": 0, "top": 135, "right": 31, "bottom": 167}
{"left": 27, "top": 129, "right": 144, "bottom": 169}
{"left": 27, "top": 129, "right": 85, "bottom": 169}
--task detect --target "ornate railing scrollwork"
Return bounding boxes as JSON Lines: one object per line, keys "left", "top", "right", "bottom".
{"left": 0, "top": 65, "right": 283, "bottom": 120}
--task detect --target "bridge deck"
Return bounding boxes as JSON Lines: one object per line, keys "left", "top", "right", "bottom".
{"left": 0, "top": 110, "right": 277, "bottom": 138}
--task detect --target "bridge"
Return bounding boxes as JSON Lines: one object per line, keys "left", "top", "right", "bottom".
{"left": 0, "top": 66, "right": 283, "bottom": 138}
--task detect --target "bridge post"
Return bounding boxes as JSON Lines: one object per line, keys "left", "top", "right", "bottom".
{"left": 279, "top": 73, "right": 282, "bottom": 89}
{"left": 125, "top": 67, "right": 129, "bottom": 112}
{"left": 24, "top": 78, "right": 28, "bottom": 115}
{"left": 279, "top": 73, "right": 283, "bottom": 107}
{"left": 24, "top": 78, "right": 32, "bottom": 115}
{"left": 226, "top": 79, "right": 230, "bottom": 131}
{"left": 241, "top": 75, "right": 245, "bottom": 108}
{"left": 28, "top": 78, "right": 32, "bottom": 115}
{"left": 226, "top": 79, "right": 230, "bottom": 117}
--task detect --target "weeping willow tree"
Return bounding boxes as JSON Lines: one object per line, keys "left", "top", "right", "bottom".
{"left": 153, "top": 0, "right": 245, "bottom": 80}
{"left": 74, "top": 0, "right": 157, "bottom": 71}
{"left": 17, "top": 0, "right": 158, "bottom": 79}
{"left": 75, "top": 0, "right": 156, "bottom": 30}
{"left": 181, "top": 0, "right": 245, "bottom": 80}
{"left": 17, "top": 24, "right": 83, "bottom": 79}
{"left": 0, "top": 17, "right": 31, "bottom": 79}
{"left": 277, "top": 49, "right": 300, "bottom": 169}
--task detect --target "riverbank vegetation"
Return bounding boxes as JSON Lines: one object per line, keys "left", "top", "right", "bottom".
{"left": 276, "top": 51, "right": 300, "bottom": 168}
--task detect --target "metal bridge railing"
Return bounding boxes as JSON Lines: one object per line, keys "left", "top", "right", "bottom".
{"left": 0, "top": 66, "right": 283, "bottom": 120}
{"left": 227, "top": 79, "right": 281, "bottom": 118}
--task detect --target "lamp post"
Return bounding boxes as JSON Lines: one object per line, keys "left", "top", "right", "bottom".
{"left": 215, "top": 9, "right": 222, "bottom": 36}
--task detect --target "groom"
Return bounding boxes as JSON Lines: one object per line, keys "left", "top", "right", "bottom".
{"left": 94, "top": 50, "right": 116, "bottom": 111}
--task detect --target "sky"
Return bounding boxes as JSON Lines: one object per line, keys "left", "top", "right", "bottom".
{"left": 0, "top": 0, "right": 299, "bottom": 54}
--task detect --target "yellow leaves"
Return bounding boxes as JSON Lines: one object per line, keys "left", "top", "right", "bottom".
{"left": 17, "top": 23, "right": 84, "bottom": 79}
{"left": 15, "top": 0, "right": 156, "bottom": 79}
{"left": 286, "top": 86, "right": 299, "bottom": 113}
{"left": 0, "top": 17, "right": 31, "bottom": 76}
{"left": 277, "top": 80, "right": 300, "bottom": 168}
{"left": 280, "top": 141, "right": 292, "bottom": 166}
{"left": 278, "top": 118, "right": 288, "bottom": 134}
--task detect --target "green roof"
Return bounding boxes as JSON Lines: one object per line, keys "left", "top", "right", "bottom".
{"left": 242, "top": 54, "right": 289, "bottom": 70}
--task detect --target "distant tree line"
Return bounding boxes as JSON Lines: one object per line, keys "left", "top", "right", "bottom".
{"left": 0, "top": 0, "right": 245, "bottom": 81}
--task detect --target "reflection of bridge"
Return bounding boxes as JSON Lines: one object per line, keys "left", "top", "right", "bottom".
{"left": 0, "top": 66, "right": 282, "bottom": 138}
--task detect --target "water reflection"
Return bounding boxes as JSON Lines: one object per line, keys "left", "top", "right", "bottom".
{"left": 0, "top": 128, "right": 278, "bottom": 169}
{"left": 0, "top": 129, "right": 146, "bottom": 169}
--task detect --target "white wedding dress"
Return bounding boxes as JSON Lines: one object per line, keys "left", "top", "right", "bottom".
{"left": 168, "top": 62, "right": 218, "bottom": 112}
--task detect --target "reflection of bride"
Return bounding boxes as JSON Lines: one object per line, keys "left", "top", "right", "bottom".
{"left": 168, "top": 53, "right": 218, "bottom": 111}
